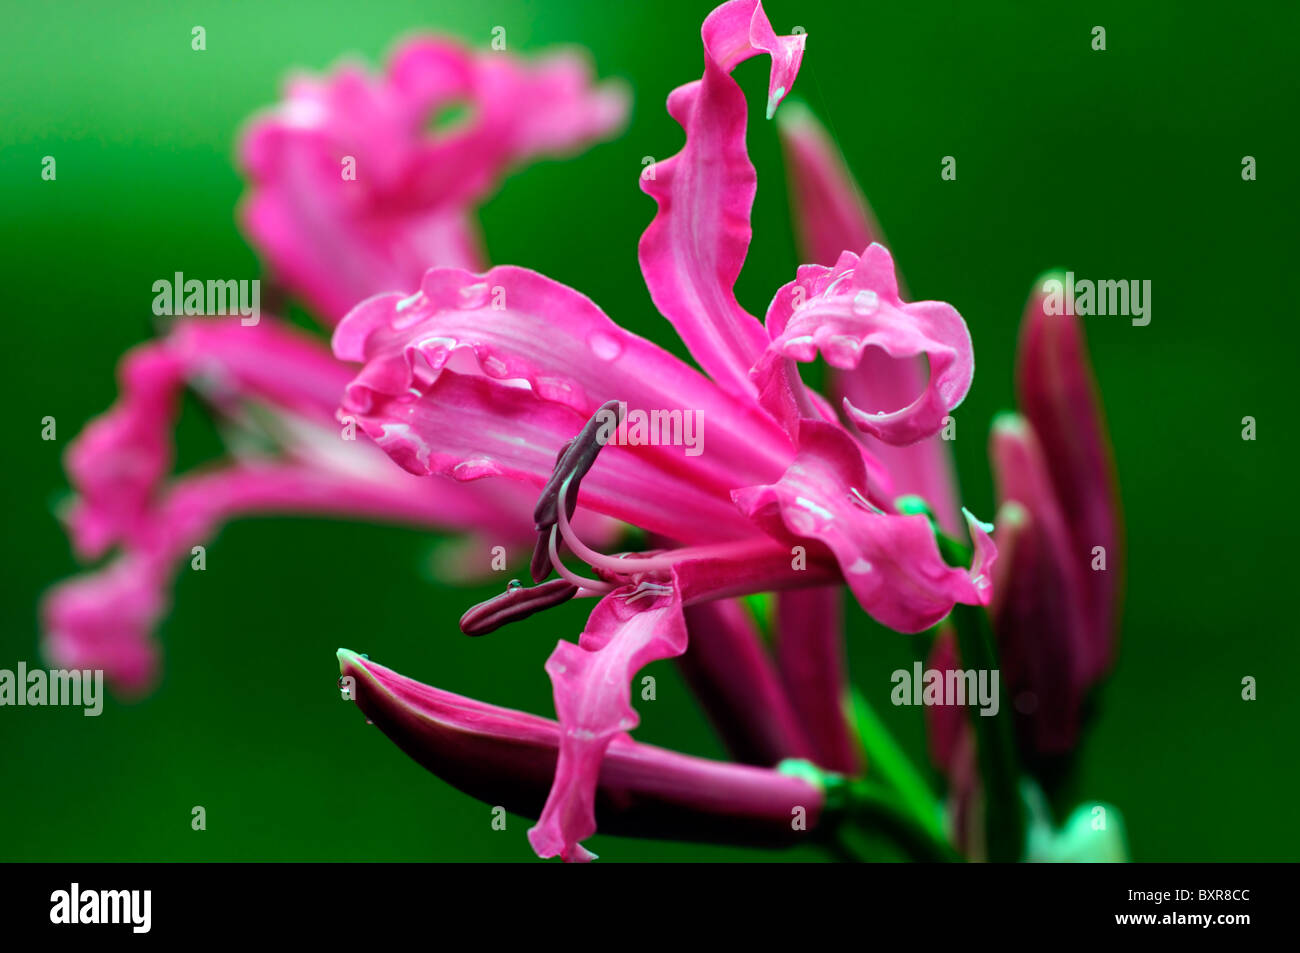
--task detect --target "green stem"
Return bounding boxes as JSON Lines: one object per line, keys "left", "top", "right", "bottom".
{"left": 847, "top": 689, "right": 947, "bottom": 845}
{"left": 838, "top": 780, "right": 961, "bottom": 863}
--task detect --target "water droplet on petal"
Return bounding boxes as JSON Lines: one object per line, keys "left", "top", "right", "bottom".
{"left": 852, "top": 289, "right": 879, "bottom": 316}
{"left": 507, "top": 579, "right": 522, "bottom": 591}
{"left": 588, "top": 331, "right": 622, "bottom": 361}
{"left": 849, "top": 557, "right": 874, "bottom": 574}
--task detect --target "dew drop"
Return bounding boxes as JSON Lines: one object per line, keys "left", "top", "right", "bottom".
{"left": 507, "top": 579, "right": 522, "bottom": 592}
{"left": 852, "top": 289, "right": 879, "bottom": 316}
{"left": 365, "top": 718, "right": 375, "bottom": 726}
{"left": 588, "top": 331, "right": 623, "bottom": 361}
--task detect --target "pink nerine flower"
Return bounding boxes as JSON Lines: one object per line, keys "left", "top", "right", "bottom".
{"left": 333, "top": 0, "right": 995, "bottom": 861}
{"left": 42, "top": 37, "right": 627, "bottom": 696}
{"left": 239, "top": 36, "right": 629, "bottom": 323}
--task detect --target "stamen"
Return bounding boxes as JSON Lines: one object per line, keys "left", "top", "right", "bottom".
{"left": 617, "top": 581, "right": 674, "bottom": 605}
{"left": 533, "top": 399, "right": 623, "bottom": 533}
{"left": 555, "top": 473, "right": 681, "bottom": 576}
{"left": 459, "top": 578, "right": 580, "bottom": 636}
{"left": 530, "top": 437, "right": 578, "bottom": 582}
{"left": 548, "top": 526, "right": 613, "bottom": 594}
{"left": 849, "top": 486, "right": 885, "bottom": 514}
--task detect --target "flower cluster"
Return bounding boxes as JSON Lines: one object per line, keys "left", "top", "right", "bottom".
{"left": 45, "top": 0, "right": 1124, "bottom": 862}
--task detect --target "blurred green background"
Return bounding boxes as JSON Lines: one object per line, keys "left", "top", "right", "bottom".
{"left": 2, "top": 0, "right": 1296, "bottom": 861}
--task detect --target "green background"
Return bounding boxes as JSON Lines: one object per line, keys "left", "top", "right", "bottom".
{"left": 2, "top": 0, "right": 1296, "bottom": 861}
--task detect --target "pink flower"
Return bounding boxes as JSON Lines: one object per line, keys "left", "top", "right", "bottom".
{"left": 333, "top": 0, "right": 994, "bottom": 861}
{"left": 42, "top": 37, "right": 627, "bottom": 696}
{"left": 239, "top": 36, "right": 628, "bottom": 324}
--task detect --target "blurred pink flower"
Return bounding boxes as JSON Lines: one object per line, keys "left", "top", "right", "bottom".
{"left": 42, "top": 35, "right": 627, "bottom": 696}
{"left": 239, "top": 35, "right": 628, "bottom": 324}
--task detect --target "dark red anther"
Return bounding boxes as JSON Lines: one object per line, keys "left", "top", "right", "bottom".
{"left": 529, "top": 400, "right": 623, "bottom": 582}
{"left": 459, "top": 579, "right": 580, "bottom": 636}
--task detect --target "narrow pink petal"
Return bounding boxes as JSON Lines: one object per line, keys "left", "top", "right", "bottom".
{"left": 923, "top": 626, "right": 966, "bottom": 776}
{"left": 678, "top": 598, "right": 818, "bottom": 765}
{"left": 757, "top": 244, "right": 975, "bottom": 447}
{"left": 529, "top": 582, "right": 690, "bottom": 861}
{"left": 638, "top": 0, "right": 806, "bottom": 397}
{"left": 734, "top": 421, "right": 995, "bottom": 633}
{"left": 775, "top": 587, "right": 861, "bottom": 773}
{"left": 989, "top": 416, "right": 1091, "bottom": 755}
{"left": 239, "top": 37, "right": 628, "bottom": 324}
{"left": 922, "top": 630, "right": 980, "bottom": 851}
{"left": 1016, "top": 275, "right": 1122, "bottom": 680}
{"left": 47, "top": 459, "right": 544, "bottom": 695}
{"left": 336, "top": 364, "right": 768, "bottom": 545}
{"left": 339, "top": 650, "right": 823, "bottom": 850}
{"left": 332, "top": 264, "right": 794, "bottom": 488}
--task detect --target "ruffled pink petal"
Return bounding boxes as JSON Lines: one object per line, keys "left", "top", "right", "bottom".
{"left": 757, "top": 244, "right": 974, "bottom": 447}
{"left": 678, "top": 598, "right": 817, "bottom": 765}
{"left": 338, "top": 650, "right": 822, "bottom": 850}
{"left": 734, "top": 420, "right": 995, "bottom": 633}
{"left": 63, "top": 342, "right": 186, "bottom": 560}
{"left": 334, "top": 355, "right": 769, "bottom": 545}
{"left": 63, "top": 319, "right": 361, "bottom": 558}
{"left": 332, "top": 264, "right": 794, "bottom": 489}
{"left": 529, "top": 581, "right": 690, "bottom": 861}
{"left": 989, "top": 415, "right": 1091, "bottom": 755}
{"left": 776, "top": 105, "right": 963, "bottom": 532}
{"left": 239, "top": 37, "right": 628, "bottom": 324}
{"left": 1016, "top": 276, "right": 1122, "bottom": 682}
{"left": 638, "top": 0, "right": 805, "bottom": 398}
{"left": 42, "top": 555, "right": 166, "bottom": 697}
